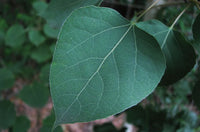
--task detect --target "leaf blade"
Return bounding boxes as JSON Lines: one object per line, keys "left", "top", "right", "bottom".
{"left": 50, "top": 6, "right": 166, "bottom": 125}
{"left": 137, "top": 20, "right": 196, "bottom": 85}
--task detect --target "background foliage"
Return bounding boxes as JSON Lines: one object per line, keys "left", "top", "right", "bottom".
{"left": 0, "top": 0, "right": 200, "bottom": 132}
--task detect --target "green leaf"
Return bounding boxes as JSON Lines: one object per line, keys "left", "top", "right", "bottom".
{"left": 42, "top": 0, "right": 103, "bottom": 29}
{"left": 40, "top": 64, "right": 50, "bottom": 85}
{"left": 0, "top": 68, "right": 15, "bottom": 91}
{"left": 5, "top": 24, "right": 26, "bottom": 48}
{"left": 19, "top": 82, "right": 49, "bottom": 108}
{"left": 0, "top": 18, "right": 8, "bottom": 31}
{"left": 126, "top": 105, "right": 146, "bottom": 126}
{"left": 50, "top": 43, "right": 56, "bottom": 53}
{"left": 13, "top": 116, "right": 30, "bottom": 132}
{"left": 192, "top": 13, "right": 200, "bottom": 43}
{"left": 0, "top": 30, "right": 5, "bottom": 45}
{"left": 192, "top": 13, "right": 200, "bottom": 55}
{"left": 43, "top": 24, "right": 59, "bottom": 38}
{"left": 137, "top": 20, "right": 196, "bottom": 85}
{"left": 0, "top": 100, "right": 16, "bottom": 129}
{"left": 126, "top": 105, "right": 167, "bottom": 131}
{"left": 30, "top": 45, "right": 52, "bottom": 63}
{"left": 50, "top": 6, "right": 165, "bottom": 125}
{"left": 40, "top": 112, "right": 62, "bottom": 132}
{"left": 28, "top": 29, "right": 46, "bottom": 46}
{"left": 32, "top": 1, "right": 48, "bottom": 15}
{"left": 192, "top": 81, "right": 200, "bottom": 110}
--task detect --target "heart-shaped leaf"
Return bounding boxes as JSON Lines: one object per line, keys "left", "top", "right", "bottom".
{"left": 42, "top": 0, "right": 103, "bottom": 29}
{"left": 137, "top": 20, "right": 196, "bottom": 85}
{"left": 50, "top": 6, "right": 165, "bottom": 125}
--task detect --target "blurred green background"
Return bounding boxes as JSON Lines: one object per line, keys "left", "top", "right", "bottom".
{"left": 0, "top": 0, "right": 200, "bottom": 132}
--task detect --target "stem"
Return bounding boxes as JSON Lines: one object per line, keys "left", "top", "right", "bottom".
{"left": 153, "top": 1, "right": 186, "bottom": 8}
{"left": 135, "top": 0, "right": 160, "bottom": 22}
{"left": 97, "top": 0, "right": 103, "bottom": 6}
{"left": 170, "top": 4, "right": 191, "bottom": 29}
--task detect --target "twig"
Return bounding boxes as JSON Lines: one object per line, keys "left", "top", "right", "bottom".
{"left": 153, "top": 1, "right": 186, "bottom": 8}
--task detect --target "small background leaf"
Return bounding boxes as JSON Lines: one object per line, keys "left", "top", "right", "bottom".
{"left": 0, "top": 68, "right": 15, "bottom": 91}
{"left": 0, "top": 30, "right": 5, "bottom": 45}
{"left": 28, "top": 29, "right": 46, "bottom": 46}
{"left": 0, "top": 100, "right": 16, "bottom": 129}
{"left": 43, "top": 24, "right": 59, "bottom": 38}
{"left": 192, "top": 13, "right": 200, "bottom": 43}
{"left": 5, "top": 24, "right": 26, "bottom": 48}
{"left": 13, "top": 116, "right": 30, "bottom": 132}
{"left": 32, "top": 1, "right": 48, "bottom": 15}
{"left": 40, "top": 64, "right": 50, "bottom": 85}
{"left": 41, "top": 0, "right": 103, "bottom": 29}
{"left": 19, "top": 82, "right": 49, "bottom": 108}
{"left": 40, "top": 111, "right": 63, "bottom": 132}
{"left": 30, "top": 45, "right": 52, "bottom": 63}
{"left": 137, "top": 20, "right": 196, "bottom": 85}
{"left": 192, "top": 81, "right": 200, "bottom": 110}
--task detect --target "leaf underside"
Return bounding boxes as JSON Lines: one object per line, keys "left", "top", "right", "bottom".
{"left": 137, "top": 20, "right": 196, "bottom": 85}
{"left": 50, "top": 6, "right": 166, "bottom": 125}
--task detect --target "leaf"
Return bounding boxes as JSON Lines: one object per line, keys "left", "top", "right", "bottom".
{"left": 28, "top": 29, "right": 46, "bottom": 46}
{"left": 192, "top": 13, "right": 200, "bottom": 43}
{"left": 43, "top": 24, "right": 59, "bottom": 38}
{"left": 126, "top": 105, "right": 167, "bottom": 131}
{"left": 40, "top": 64, "right": 50, "bottom": 85}
{"left": 0, "top": 68, "right": 15, "bottom": 91}
{"left": 30, "top": 45, "right": 52, "bottom": 63}
{"left": 0, "top": 100, "right": 16, "bottom": 129}
{"left": 41, "top": 0, "right": 103, "bottom": 29}
{"left": 50, "top": 43, "right": 56, "bottom": 53}
{"left": 126, "top": 105, "right": 146, "bottom": 126}
{"left": 50, "top": 6, "right": 166, "bottom": 125}
{"left": 40, "top": 111, "right": 63, "bottom": 132}
{"left": 192, "top": 13, "right": 200, "bottom": 55}
{"left": 32, "top": 1, "right": 48, "bottom": 15}
{"left": 0, "top": 18, "right": 8, "bottom": 31}
{"left": 13, "top": 116, "right": 30, "bottom": 132}
{"left": 19, "top": 82, "right": 49, "bottom": 108}
{"left": 192, "top": 81, "right": 200, "bottom": 110}
{"left": 0, "top": 30, "right": 5, "bottom": 45}
{"left": 137, "top": 20, "right": 196, "bottom": 85}
{"left": 5, "top": 24, "right": 26, "bottom": 48}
